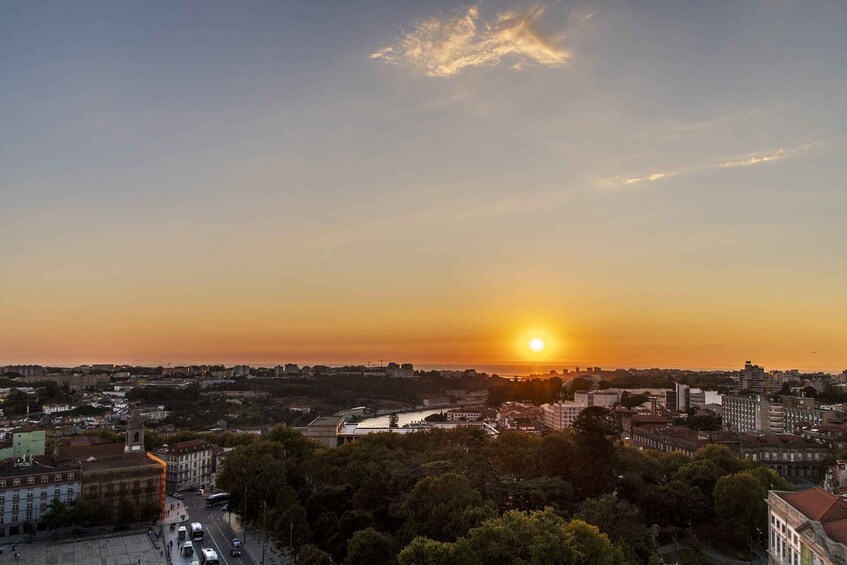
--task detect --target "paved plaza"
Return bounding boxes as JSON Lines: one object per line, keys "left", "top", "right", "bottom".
{"left": 0, "top": 532, "right": 165, "bottom": 565}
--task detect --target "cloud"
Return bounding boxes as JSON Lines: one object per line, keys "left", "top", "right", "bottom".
{"left": 371, "top": 5, "right": 569, "bottom": 77}
{"left": 598, "top": 144, "right": 816, "bottom": 189}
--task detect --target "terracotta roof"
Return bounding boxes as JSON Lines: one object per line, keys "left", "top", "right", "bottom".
{"left": 823, "top": 518, "right": 847, "bottom": 544}
{"left": 59, "top": 442, "right": 124, "bottom": 463}
{"left": 631, "top": 415, "right": 672, "bottom": 425}
{"left": 784, "top": 488, "right": 847, "bottom": 525}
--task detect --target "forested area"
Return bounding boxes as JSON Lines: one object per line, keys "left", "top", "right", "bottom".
{"left": 218, "top": 407, "right": 790, "bottom": 564}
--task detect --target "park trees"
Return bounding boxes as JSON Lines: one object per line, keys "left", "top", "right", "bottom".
{"left": 399, "top": 508, "right": 625, "bottom": 565}
{"left": 400, "top": 472, "right": 496, "bottom": 542}
{"left": 713, "top": 472, "right": 768, "bottom": 546}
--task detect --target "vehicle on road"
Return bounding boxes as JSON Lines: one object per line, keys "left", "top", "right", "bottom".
{"left": 172, "top": 492, "right": 185, "bottom": 500}
{"left": 206, "top": 492, "right": 229, "bottom": 507}
{"left": 231, "top": 538, "right": 242, "bottom": 548}
{"left": 190, "top": 521, "right": 204, "bottom": 541}
{"left": 200, "top": 548, "right": 220, "bottom": 565}
{"left": 177, "top": 526, "right": 187, "bottom": 540}
{"left": 230, "top": 546, "right": 241, "bottom": 557}
{"left": 182, "top": 541, "right": 194, "bottom": 557}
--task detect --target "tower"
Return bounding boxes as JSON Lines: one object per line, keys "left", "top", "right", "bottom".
{"left": 125, "top": 408, "right": 145, "bottom": 453}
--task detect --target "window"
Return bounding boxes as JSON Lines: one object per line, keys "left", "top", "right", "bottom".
{"left": 68, "top": 487, "right": 74, "bottom": 494}
{"left": 41, "top": 476, "right": 48, "bottom": 483}
{"left": 67, "top": 473, "right": 74, "bottom": 480}
{"left": 27, "top": 477, "right": 34, "bottom": 485}
{"left": 54, "top": 488, "right": 60, "bottom": 496}
{"left": 13, "top": 479, "right": 20, "bottom": 486}
{"left": 0, "top": 480, "right": 5, "bottom": 488}
{"left": 54, "top": 474, "right": 61, "bottom": 482}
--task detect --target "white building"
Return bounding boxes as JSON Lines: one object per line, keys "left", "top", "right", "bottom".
{"left": 42, "top": 403, "right": 76, "bottom": 415}
{"left": 155, "top": 439, "right": 215, "bottom": 493}
{"left": 0, "top": 460, "right": 80, "bottom": 537}
{"left": 446, "top": 408, "right": 483, "bottom": 422}
{"left": 541, "top": 401, "right": 587, "bottom": 431}
{"left": 574, "top": 391, "right": 619, "bottom": 409}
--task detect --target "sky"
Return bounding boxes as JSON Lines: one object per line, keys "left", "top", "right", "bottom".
{"left": 1, "top": 1, "right": 846, "bottom": 372}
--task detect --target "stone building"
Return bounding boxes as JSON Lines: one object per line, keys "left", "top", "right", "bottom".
{"left": 155, "top": 439, "right": 214, "bottom": 493}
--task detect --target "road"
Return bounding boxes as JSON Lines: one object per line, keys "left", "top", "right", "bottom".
{"left": 163, "top": 493, "right": 258, "bottom": 565}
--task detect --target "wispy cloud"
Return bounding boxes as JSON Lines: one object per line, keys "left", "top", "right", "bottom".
{"left": 371, "top": 5, "right": 569, "bottom": 77}
{"left": 598, "top": 144, "right": 817, "bottom": 189}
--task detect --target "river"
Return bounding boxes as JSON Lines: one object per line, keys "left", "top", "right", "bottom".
{"left": 357, "top": 408, "right": 447, "bottom": 428}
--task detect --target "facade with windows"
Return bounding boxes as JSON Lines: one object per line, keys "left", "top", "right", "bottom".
{"left": 541, "top": 402, "right": 587, "bottom": 431}
{"left": 155, "top": 439, "right": 214, "bottom": 492}
{"left": 767, "top": 488, "right": 847, "bottom": 564}
{"left": 0, "top": 460, "right": 81, "bottom": 537}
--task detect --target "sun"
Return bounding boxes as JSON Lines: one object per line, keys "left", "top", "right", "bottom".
{"left": 528, "top": 338, "right": 545, "bottom": 352}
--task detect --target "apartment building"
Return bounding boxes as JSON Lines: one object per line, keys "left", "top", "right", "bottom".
{"left": 155, "top": 439, "right": 214, "bottom": 493}
{"left": 0, "top": 460, "right": 81, "bottom": 537}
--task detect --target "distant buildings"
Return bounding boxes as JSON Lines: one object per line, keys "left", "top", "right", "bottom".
{"left": 664, "top": 383, "right": 705, "bottom": 412}
{"left": 0, "top": 365, "right": 45, "bottom": 377}
{"left": 722, "top": 394, "right": 846, "bottom": 433}
{"left": 768, "top": 488, "right": 847, "bottom": 564}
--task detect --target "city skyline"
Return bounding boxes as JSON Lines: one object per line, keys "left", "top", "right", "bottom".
{"left": 2, "top": 2, "right": 846, "bottom": 371}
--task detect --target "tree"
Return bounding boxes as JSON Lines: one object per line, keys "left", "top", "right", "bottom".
{"left": 44, "top": 497, "right": 70, "bottom": 531}
{"left": 344, "top": 528, "right": 394, "bottom": 565}
{"left": 139, "top": 500, "right": 162, "bottom": 524}
{"left": 400, "top": 473, "right": 496, "bottom": 542}
{"left": 399, "top": 509, "right": 625, "bottom": 565}
{"left": 749, "top": 465, "right": 792, "bottom": 492}
{"left": 274, "top": 503, "right": 310, "bottom": 550}
{"left": 577, "top": 494, "right": 654, "bottom": 561}
{"left": 713, "top": 472, "right": 768, "bottom": 546}
{"left": 299, "top": 544, "right": 334, "bottom": 565}
{"left": 488, "top": 431, "right": 541, "bottom": 480}
{"left": 389, "top": 413, "right": 399, "bottom": 428}
{"left": 117, "top": 496, "right": 138, "bottom": 528}
{"left": 536, "top": 432, "right": 575, "bottom": 480}
{"left": 802, "top": 386, "right": 818, "bottom": 399}
{"left": 692, "top": 444, "right": 746, "bottom": 475}
{"left": 572, "top": 407, "right": 620, "bottom": 497}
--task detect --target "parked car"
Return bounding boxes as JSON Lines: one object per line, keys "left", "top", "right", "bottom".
{"left": 172, "top": 492, "right": 185, "bottom": 500}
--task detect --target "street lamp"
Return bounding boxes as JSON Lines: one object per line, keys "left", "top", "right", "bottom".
{"left": 261, "top": 501, "right": 267, "bottom": 565}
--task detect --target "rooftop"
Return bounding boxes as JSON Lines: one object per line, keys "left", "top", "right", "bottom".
{"left": 781, "top": 488, "right": 847, "bottom": 543}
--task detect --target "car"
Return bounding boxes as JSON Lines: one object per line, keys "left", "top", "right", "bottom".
{"left": 231, "top": 538, "right": 243, "bottom": 548}
{"left": 230, "top": 547, "right": 242, "bottom": 557}
{"left": 196, "top": 488, "right": 205, "bottom": 495}
{"left": 172, "top": 492, "right": 185, "bottom": 500}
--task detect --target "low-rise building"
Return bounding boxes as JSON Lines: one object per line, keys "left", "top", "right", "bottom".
{"left": 446, "top": 408, "right": 483, "bottom": 422}
{"left": 0, "top": 459, "right": 81, "bottom": 537}
{"left": 767, "top": 488, "right": 847, "bottom": 564}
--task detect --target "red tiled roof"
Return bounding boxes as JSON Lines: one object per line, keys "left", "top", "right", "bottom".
{"left": 823, "top": 518, "right": 847, "bottom": 545}
{"left": 784, "top": 488, "right": 847, "bottom": 524}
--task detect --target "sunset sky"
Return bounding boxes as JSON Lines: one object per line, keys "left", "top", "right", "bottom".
{"left": 2, "top": 1, "right": 846, "bottom": 372}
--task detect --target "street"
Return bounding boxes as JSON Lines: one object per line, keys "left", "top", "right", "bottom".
{"left": 163, "top": 493, "right": 260, "bottom": 565}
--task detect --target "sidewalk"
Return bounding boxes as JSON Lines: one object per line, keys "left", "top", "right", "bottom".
{"left": 226, "top": 511, "right": 290, "bottom": 565}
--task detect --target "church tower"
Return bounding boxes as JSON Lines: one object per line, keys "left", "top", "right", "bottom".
{"left": 125, "top": 408, "right": 145, "bottom": 453}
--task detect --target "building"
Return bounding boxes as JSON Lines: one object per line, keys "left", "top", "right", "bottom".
{"left": 42, "top": 403, "right": 76, "bottom": 415}
{"left": 155, "top": 439, "right": 214, "bottom": 493}
{"left": 541, "top": 401, "right": 587, "bottom": 431}
{"left": 767, "top": 488, "right": 847, "bottom": 564}
{"left": 665, "top": 383, "right": 707, "bottom": 412}
{"left": 574, "top": 391, "right": 620, "bottom": 409}
{"left": 305, "top": 416, "right": 346, "bottom": 448}
{"left": 230, "top": 365, "right": 250, "bottom": 378}
{"left": 722, "top": 394, "right": 770, "bottom": 432}
{"left": 138, "top": 405, "right": 173, "bottom": 422}
{"left": 0, "top": 428, "right": 46, "bottom": 461}
{"left": 0, "top": 366, "right": 45, "bottom": 377}
{"left": 57, "top": 411, "right": 165, "bottom": 526}
{"left": 741, "top": 360, "right": 767, "bottom": 393}
{"left": 446, "top": 408, "right": 483, "bottom": 422}
{"left": 0, "top": 459, "right": 81, "bottom": 537}
{"left": 400, "top": 363, "right": 415, "bottom": 378}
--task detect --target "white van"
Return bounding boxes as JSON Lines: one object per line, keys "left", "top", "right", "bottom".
{"left": 182, "top": 541, "right": 194, "bottom": 556}
{"left": 177, "top": 525, "right": 187, "bottom": 540}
